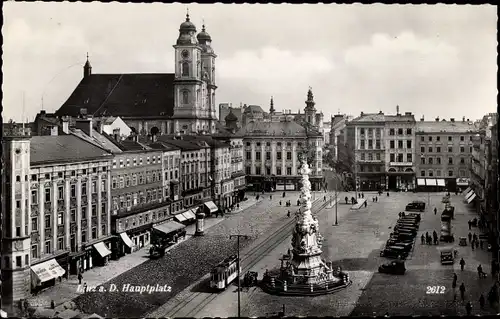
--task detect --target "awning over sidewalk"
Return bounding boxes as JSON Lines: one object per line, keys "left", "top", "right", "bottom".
{"left": 183, "top": 209, "right": 196, "bottom": 220}
{"left": 436, "top": 179, "right": 445, "bottom": 187}
{"left": 462, "top": 187, "right": 472, "bottom": 196}
{"left": 417, "top": 178, "right": 426, "bottom": 186}
{"left": 119, "top": 232, "right": 134, "bottom": 248}
{"left": 467, "top": 193, "right": 477, "bottom": 203}
{"left": 174, "top": 213, "right": 187, "bottom": 222}
{"left": 153, "top": 220, "right": 185, "bottom": 236}
{"left": 31, "top": 259, "right": 66, "bottom": 285}
{"left": 204, "top": 201, "right": 219, "bottom": 213}
{"left": 425, "top": 179, "right": 437, "bottom": 186}
{"left": 93, "top": 242, "right": 112, "bottom": 258}
{"left": 465, "top": 190, "right": 475, "bottom": 200}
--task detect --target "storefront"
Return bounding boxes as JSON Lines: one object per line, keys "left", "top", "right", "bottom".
{"left": 118, "top": 232, "right": 134, "bottom": 256}
{"left": 416, "top": 178, "right": 446, "bottom": 192}
{"left": 30, "top": 258, "right": 66, "bottom": 292}
{"left": 456, "top": 178, "right": 470, "bottom": 193}
{"left": 203, "top": 201, "right": 219, "bottom": 216}
{"left": 173, "top": 209, "right": 196, "bottom": 225}
{"left": 92, "top": 242, "right": 112, "bottom": 267}
{"left": 151, "top": 220, "right": 187, "bottom": 246}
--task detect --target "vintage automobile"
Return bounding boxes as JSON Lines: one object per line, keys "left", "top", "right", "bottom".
{"left": 407, "top": 213, "right": 421, "bottom": 223}
{"left": 394, "top": 228, "right": 417, "bottom": 236}
{"left": 390, "top": 232, "right": 415, "bottom": 241}
{"left": 386, "top": 238, "right": 414, "bottom": 246}
{"left": 385, "top": 241, "right": 413, "bottom": 252}
{"left": 405, "top": 201, "right": 426, "bottom": 212}
{"left": 243, "top": 271, "right": 258, "bottom": 287}
{"left": 395, "top": 222, "right": 419, "bottom": 230}
{"left": 378, "top": 260, "right": 406, "bottom": 275}
{"left": 459, "top": 237, "right": 468, "bottom": 246}
{"left": 380, "top": 246, "right": 409, "bottom": 259}
{"left": 439, "top": 248, "right": 454, "bottom": 265}
{"left": 399, "top": 216, "right": 420, "bottom": 224}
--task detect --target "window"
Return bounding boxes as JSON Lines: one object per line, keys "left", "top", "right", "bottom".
{"left": 277, "top": 152, "right": 282, "bottom": 160}
{"left": 82, "top": 206, "right": 87, "bottom": 217}
{"left": 428, "top": 158, "right": 433, "bottom": 164}
{"left": 255, "top": 152, "right": 261, "bottom": 160}
{"left": 57, "top": 186, "right": 64, "bottom": 200}
{"left": 266, "top": 152, "right": 271, "bottom": 160}
{"left": 16, "top": 256, "right": 22, "bottom": 267}
{"left": 428, "top": 136, "right": 432, "bottom": 141}
{"left": 469, "top": 146, "right": 472, "bottom": 152}
{"left": 436, "top": 170, "right": 441, "bottom": 176}
{"left": 421, "top": 171, "right": 426, "bottom": 176}
{"left": 277, "top": 167, "right": 282, "bottom": 175}
{"left": 448, "top": 136, "right": 452, "bottom": 141}
{"left": 45, "top": 215, "right": 51, "bottom": 227}
{"left": 460, "top": 147, "right": 465, "bottom": 153}
{"left": 397, "top": 154, "right": 403, "bottom": 162}
{"left": 82, "top": 182, "right": 87, "bottom": 195}
{"left": 16, "top": 226, "right": 21, "bottom": 237}
{"left": 31, "top": 174, "right": 37, "bottom": 181}
{"left": 376, "top": 140, "right": 381, "bottom": 149}
{"left": 448, "top": 157, "right": 453, "bottom": 164}
{"left": 71, "top": 209, "right": 76, "bottom": 222}
{"left": 460, "top": 136, "right": 464, "bottom": 141}
{"left": 92, "top": 181, "right": 97, "bottom": 193}
{"left": 45, "top": 188, "right": 51, "bottom": 202}
{"left": 245, "top": 167, "right": 251, "bottom": 175}
{"left": 420, "top": 147, "right": 425, "bottom": 153}
{"left": 92, "top": 227, "right": 97, "bottom": 239}
{"left": 16, "top": 175, "right": 21, "bottom": 182}
{"left": 420, "top": 136, "right": 424, "bottom": 142}
{"left": 286, "top": 167, "right": 292, "bottom": 175}
{"left": 92, "top": 205, "right": 97, "bottom": 216}
{"left": 71, "top": 185, "right": 76, "bottom": 198}
{"left": 406, "top": 128, "right": 412, "bottom": 135}
{"left": 437, "top": 147, "right": 441, "bottom": 153}
{"left": 266, "top": 167, "right": 271, "bottom": 175}
{"left": 376, "top": 153, "right": 381, "bottom": 160}
{"left": 421, "top": 157, "right": 425, "bottom": 164}
{"left": 31, "top": 245, "right": 38, "bottom": 259}
{"left": 390, "top": 154, "right": 395, "bottom": 162}
{"left": 448, "top": 170, "right": 454, "bottom": 177}
{"left": 16, "top": 200, "right": 21, "bottom": 209}
{"left": 58, "top": 237, "right": 64, "bottom": 250}
{"left": 102, "top": 225, "right": 107, "bottom": 236}
{"left": 32, "top": 217, "right": 38, "bottom": 231}
{"left": 368, "top": 140, "right": 373, "bottom": 149}
{"left": 396, "top": 128, "right": 402, "bottom": 135}
{"left": 460, "top": 157, "right": 465, "bottom": 164}
{"left": 57, "top": 212, "right": 64, "bottom": 225}
{"left": 407, "top": 140, "right": 412, "bottom": 148}
{"left": 390, "top": 141, "right": 395, "bottom": 149}
{"left": 428, "top": 147, "right": 433, "bottom": 152}
{"left": 360, "top": 140, "right": 365, "bottom": 149}
{"left": 389, "top": 129, "right": 395, "bottom": 136}
{"left": 31, "top": 190, "right": 37, "bottom": 203}
{"left": 255, "top": 167, "right": 261, "bottom": 175}
{"left": 81, "top": 231, "right": 87, "bottom": 243}
{"left": 428, "top": 170, "right": 434, "bottom": 177}
{"left": 398, "top": 141, "right": 403, "bottom": 149}
{"left": 437, "top": 157, "right": 441, "bottom": 164}
{"left": 360, "top": 128, "right": 365, "bottom": 135}
{"left": 448, "top": 147, "right": 453, "bottom": 153}
{"left": 368, "top": 153, "right": 373, "bottom": 161}
{"left": 361, "top": 153, "right": 365, "bottom": 160}
{"left": 101, "top": 203, "right": 106, "bottom": 215}
{"left": 287, "top": 152, "right": 292, "bottom": 160}
{"left": 182, "top": 62, "right": 189, "bottom": 76}
{"left": 407, "top": 154, "right": 412, "bottom": 162}
{"left": 246, "top": 152, "right": 251, "bottom": 160}
{"left": 45, "top": 241, "right": 51, "bottom": 254}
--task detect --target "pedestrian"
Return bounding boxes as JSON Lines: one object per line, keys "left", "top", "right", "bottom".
{"left": 364, "top": 201, "right": 367, "bottom": 208}
{"left": 460, "top": 258, "right": 466, "bottom": 271}
{"left": 468, "top": 232, "right": 473, "bottom": 244}
{"left": 480, "top": 293, "right": 485, "bottom": 309}
{"left": 345, "top": 196, "right": 348, "bottom": 204}
{"left": 465, "top": 301, "right": 472, "bottom": 315}
{"left": 476, "top": 240, "right": 480, "bottom": 250}
{"left": 452, "top": 273, "right": 457, "bottom": 288}
{"left": 237, "top": 203, "right": 240, "bottom": 209}
{"left": 287, "top": 210, "right": 291, "bottom": 218}
{"left": 362, "top": 193, "right": 364, "bottom": 198}
{"left": 375, "top": 196, "right": 378, "bottom": 202}
{"left": 460, "top": 283, "right": 466, "bottom": 300}
{"left": 468, "top": 220, "right": 472, "bottom": 230}
{"left": 421, "top": 234, "right": 425, "bottom": 244}
{"left": 478, "top": 264, "right": 484, "bottom": 279}
{"left": 472, "top": 240, "right": 475, "bottom": 251}
{"left": 51, "top": 300, "right": 55, "bottom": 309}
{"left": 324, "top": 195, "right": 326, "bottom": 202}
{"left": 387, "top": 192, "right": 389, "bottom": 197}
{"left": 434, "top": 207, "right": 437, "bottom": 215}
{"left": 270, "top": 195, "right": 272, "bottom": 200}
{"left": 473, "top": 233, "right": 478, "bottom": 242}
{"left": 283, "top": 191, "right": 286, "bottom": 198}
{"left": 78, "top": 273, "right": 83, "bottom": 284}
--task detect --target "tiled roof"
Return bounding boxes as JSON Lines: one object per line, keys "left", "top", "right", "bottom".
{"left": 180, "top": 135, "right": 230, "bottom": 148}
{"left": 243, "top": 105, "right": 265, "bottom": 114}
{"left": 385, "top": 115, "right": 416, "bottom": 122}
{"left": 415, "top": 121, "right": 479, "bottom": 133}
{"left": 119, "top": 139, "right": 151, "bottom": 151}
{"left": 70, "top": 128, "right": 123, "bottom": 153}
{"left": 156, "top": 135, "right": 209, "bottom": 151}
{"left": 55, "top": 73, "right": 175, "bottom": 118}
{"left": 30, "top": 135, "right": 112, "bottom": 165}
{"left": 350, "top": 113, "right": 385, "bottom": 123}
{"left": 148, "top": 142, "right": 180, "bottom": 152}
{"left": 240, "top": 120, "right": 307, "bottom": 137}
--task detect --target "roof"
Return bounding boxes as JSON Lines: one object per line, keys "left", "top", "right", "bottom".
{"left": 156, "top": 135, "right": 210, "bottom": 151}
{"left": 415, "top": 121, "right": 479, "bottom": 134}
{"left": 385, "top": 114, "right": 416, "bottom": 122}
{"left": 180, "top": 135, "right": 230, "bottom": 148}
{"left": 148, "top": 142, "right": 180, "bottom": 152}
{"left": 30, "top": 135, "right": 112, "bottom": 165}
{"left": 349, "top": 113, "right": 385, "bottom": 123}
{"left": 55, "top": 73, "right": 175, "bottom": 118}
{"left": 70, "top": 128, "right": 123, "bottom": 153}
{"left": 243, "top": 105, "right": 265, "bottom": 114}
{"left": 239, "top": 120, "right": 308, "bottom": 137}
{"left": 118, "top": 139, "right": 151, "bottom": 151}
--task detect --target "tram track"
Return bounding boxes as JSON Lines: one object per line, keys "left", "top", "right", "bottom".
{"left": 157, "top": 196, "right": 335, "bottom": 318}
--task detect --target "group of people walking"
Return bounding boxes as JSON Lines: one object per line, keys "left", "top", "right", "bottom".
{"left": 453, "top": 269, "right": 499, "bottom": 315}
{"left": 421, "top": 230, "right": 439, "bottom": 245}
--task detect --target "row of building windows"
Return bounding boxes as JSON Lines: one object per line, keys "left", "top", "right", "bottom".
{"left": 420, "top": 157, "right": 467, "bottom": 165}
{"left": 420, "top": 146, "right": 472, "bottom": 153}
{"left": 389, "top": 153, "right": 413, "bottom": 163}
{"left": 113, "top": 188, "right": 164, "bottom": 210}
{"left": 359, "top": 165, "right": 382, "bottom": 172}
{"left": 419, "top": 135, "right": 472, "bottom": 142}
{"left": 26, "top": 167, "right": 106, "bottom": 182}
{"left": 360, "top": 128, "right": 384, "bottom": 136}
{"left": 420, "top": 169, "right": 467, "bottom": 177}
{"left": 360, "top": 153, "right": 382, "bottom": 161}
{"left": 31, "top": 203, "right": 106, "bottom": 230}
{"left": 113, "top": 155, "right": 161, "bottom": 169}
{"left": 388, "top": 128, "right": 412, "bottom": 136}
{"left": 112, "top": 172, "right": 161, "bottom": 189}
{"left": 246, "top": 166, "right": 295, "bottom": 176}
{"left": 31, "top": 181, "right": 102, "bottom": 203}
{"left": 246, "top": 151, "right": 294, "bottom": 161}
{"left": 389, "top": 140, "right": 412, "bottom": 149}
{"left": 246, "top": 141, "right": 306, "bottom": 148}
{"left": 359, "top": 140, "right": 382, "bottom": 150}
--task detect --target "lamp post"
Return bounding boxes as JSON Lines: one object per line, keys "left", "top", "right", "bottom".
{"left": 333, "top": 172, "right": 339, "bottom": 226}
{"left": 420, "top": 154, "right": 430, "bottom": 209}
{"left": 229, "top": 234, "right": 249, "bottom": 318}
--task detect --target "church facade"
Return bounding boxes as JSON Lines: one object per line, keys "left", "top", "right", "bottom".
{"left": 55, "top": 14, "right": 217, "bottom": 136}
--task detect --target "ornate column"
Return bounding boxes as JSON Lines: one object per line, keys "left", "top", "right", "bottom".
{"left": 65, "top": 178, "right": 70, "bottom": 250}
{"left": 39, "top": 182, "right": 45, "bottom": 253}
{"left": 76, "top": 176, "right": 82, "bottom": 249}
{"left": 52, "top": 181, "right": 58, "bottom": 251}
{"left": 97, "top": 174, "right": 102, "bottom": 237}
{"left": 251, "top": 142, "right": 256, "bottom": 175}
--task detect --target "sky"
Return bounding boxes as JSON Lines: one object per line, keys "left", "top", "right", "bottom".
{"left": 2, "top": 3, "right": 497, "bottom": 123}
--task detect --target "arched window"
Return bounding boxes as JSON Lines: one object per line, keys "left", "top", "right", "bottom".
{"left": 182, "top": 62, "right": 189, "bottom": 76}
{"left": 182, "top": 91, "right": 189, "bottom": 104}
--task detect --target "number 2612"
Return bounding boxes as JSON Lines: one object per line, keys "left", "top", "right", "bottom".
{"left": 426, "top": 286, "right": 445, "bottom": 294}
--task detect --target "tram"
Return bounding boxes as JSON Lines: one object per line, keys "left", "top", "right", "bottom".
{"left": 209, "top": 255, "right": 240, "bottom": 290}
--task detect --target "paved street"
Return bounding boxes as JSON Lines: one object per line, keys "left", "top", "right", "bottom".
{"left": 193, "top": 191, "right": 497, "bottom": 317}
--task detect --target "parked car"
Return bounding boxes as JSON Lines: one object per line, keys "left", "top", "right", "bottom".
{"left": 390, "top": 232, "right": 415, "bottom": 241}
{"left": 380, "top": 246, "right": 409, "bottom": 259}
{"left": 385, "top": 241, "right": 413, "bottom": 252}
{"left": 395, "top": 221, "right": 419, "bottom": 228}
{"left": 399, "top": 216, "right": 420, "bottom": 223}
{"left": 394, "top": 228, "right": 417, "bottom": 236}
{"left": 407, "top": 213, "right": 421, "bottom": 222}
{"left": 378, "top": 260, "right": 406, "bottom": 275}
{"left": 394, "top": 225, "right": 418, "bottom": 232}
{"left": 405, "top": 201, "right": 426, "bottom": 212}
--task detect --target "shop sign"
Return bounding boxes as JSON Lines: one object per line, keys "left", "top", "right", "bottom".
{"left": 456, "top": 178, "right": 470, "bottom": 186}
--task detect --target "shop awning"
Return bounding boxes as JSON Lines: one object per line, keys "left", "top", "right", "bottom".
{"left": 467, "top": 193, "right": 477, "bottom": 203}
{"left": 119, "top": 232, "right": 134, "bottom": 248}
{"left": 204, "top": 201, "right": 219, "bottom": 213}
{"left": 426, "top": 179, "right": 437, "bottom": 186}
{"left": 153, "top": 220, "right": 186, "bottom": 236}
{"left": 31, "top": 259, "right": 66, "bottom": 284}
{"left": 462, "top": 187, "right": 472, "bottom": 196}
{"left": 183, "top": 209, "right": 196, "bottom": 220}
{"left": 417, "top": 178, "right": 426, "bottom": 186}
{"left": 93, "top": 242, "right": 111, "bottom": 258}
{"left": 465, "top": 190, "right": 475, "bottom": 200}
{"left": 174, "top": 213, "right": 187, "bottom": 222}
{"left": 437, "top": 179, "right": 446, "bottom": 187}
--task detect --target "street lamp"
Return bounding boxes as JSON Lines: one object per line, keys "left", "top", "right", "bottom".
{"left": 229, "top": 234, "right": 249, "bottom": 318}
{"left": 420, "top": 154, "right": 430, "bottom": 209}
{"left": 333, "top": 171, "right": 339, "bottom": 226}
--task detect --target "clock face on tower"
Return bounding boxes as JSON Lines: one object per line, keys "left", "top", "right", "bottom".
{"left": 181, "top": 50, "right": 189, "bottom": 59}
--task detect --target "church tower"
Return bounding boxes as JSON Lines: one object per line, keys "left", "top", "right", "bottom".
{"left": 197, "top": 22, "right": 217, "bottom": 134}
{"left": 83, "top": 53, "right": 92, "bottom": 79}
{"left": 304, "top": 87, "right": 316, "bottom": 126}
{"left": 172, "top": 12, "right": 211, "bottom": 135}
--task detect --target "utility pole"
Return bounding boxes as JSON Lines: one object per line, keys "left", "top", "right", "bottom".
{"left": 229, "top": 234, "right": 249, "bottom": 318}
{"left": 335, "top": 175, "right": 339, "bottom": 225}
{"left": 354, "top": 147, "right": 358, "bottom": 200}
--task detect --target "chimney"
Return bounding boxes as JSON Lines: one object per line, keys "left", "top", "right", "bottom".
{"left": 50, "top": 126, "right": 58, "bottom": 136}
{"left": 405, "top": 112, "right": 411, "bottom": 116}
{"left": 467, "top": 119, "right": 470, "bottom": 122}
{"left": 435, "top": 117, "right": 439, "bottom": 122}
{"left": 96, "top": 120, "right": 103, "bottom": 134}
{"left": 450, "top": 118, "right": 455, "bottom": 122}
{"left": 113, "top": 128, "right": 120, "bottom": 142}
{"left": 462, "top": 116, "right": 466, "bottom": 122}
{"left": 40, "top": 110, "right": 46, "bottom": 115}
{"left": 420, "top": 117, "right": 424, "bottom": 122}
{"left": 360, "top": 111, "right": 364, "bottom": 116}
{"left": 62, "top": 117, "right": 69, "bottom": 134}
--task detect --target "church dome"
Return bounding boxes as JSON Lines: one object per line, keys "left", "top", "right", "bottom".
{"left": 197, "top": 25, "right": 212, "bottom": 43}
{"left": 179, "top": 14, "right": 196, "bottom": 32}
{"left": 225, "top": 110, "right": 238, "bottom": 122}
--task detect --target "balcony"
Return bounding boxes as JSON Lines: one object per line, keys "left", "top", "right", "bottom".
{"left": 389, "top": 162, "right": 413, "bottom": 167}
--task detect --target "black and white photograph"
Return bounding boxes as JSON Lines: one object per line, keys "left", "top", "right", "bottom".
{"left": 1, "top": 3, "right": 497, "bottom": 318}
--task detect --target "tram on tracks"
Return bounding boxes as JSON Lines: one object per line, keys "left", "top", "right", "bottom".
{"left": 210, "top": 255, "right": 240, "bottom": 290}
